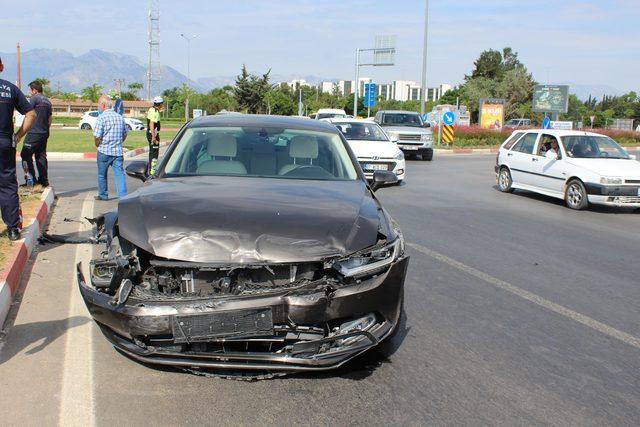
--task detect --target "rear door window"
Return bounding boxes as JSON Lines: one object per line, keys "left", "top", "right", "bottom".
{"left": 511, "top": 133, "right": 538, "bottom": 154}
{"left": 503, "top": 132, "right": 524, "bottom": 149}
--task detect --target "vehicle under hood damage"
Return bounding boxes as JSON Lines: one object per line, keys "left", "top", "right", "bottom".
{"left": 78, "top": 194, "right": 408, "bottom": 376}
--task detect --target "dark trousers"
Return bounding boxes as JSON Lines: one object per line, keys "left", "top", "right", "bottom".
{"left": 146, "top": 131, "right": 160, "bottom": 174}
{"left": 0, "top": 137, "right": 20, "bottom": 229}
{"left": 20, "top": 133, "right": 49, "bottom": 186}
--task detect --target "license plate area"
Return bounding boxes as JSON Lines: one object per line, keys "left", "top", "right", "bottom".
{"left": 400, "top": 145, "right": 419, "bottom": 150}
{"left": 363, "top": 163, "right": 388, "bottom": 171}
{"left": 172, "top": 308, "right": 273, "bottom": 343}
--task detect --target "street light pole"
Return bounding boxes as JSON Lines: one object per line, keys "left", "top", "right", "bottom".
{"left": 354, "top": 48, "right": 360, "bottom": 118}
{"left": 420, "top": 0, "right": 429, "bottom": 117}
{"left": 180, "top": 33, "right": 197, "bottom": 121}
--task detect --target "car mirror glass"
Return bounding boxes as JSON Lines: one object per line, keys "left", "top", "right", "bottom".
{"left": 371, "top": 170, "right": 398, "bottom": 191}
{"left": 125, "top": 161, "right": 148, "bottom": 182}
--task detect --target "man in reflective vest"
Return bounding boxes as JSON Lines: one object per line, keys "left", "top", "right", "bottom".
{"left": 146, "top": 96, "right": 164, "bottom": 174}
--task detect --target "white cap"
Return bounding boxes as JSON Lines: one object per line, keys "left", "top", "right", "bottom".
{"left": 153, "top": 96, "right": 164, "bottom": 105}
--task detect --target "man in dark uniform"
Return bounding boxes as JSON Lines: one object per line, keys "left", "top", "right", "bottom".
{"left": 0, "top": 56, "right": 36, "bottom": 240}
{"left": 146, "top": 96, "right": 164, "bottom": 175}
{"left": 21, "top": 80, "right": 52, "bottom": 187}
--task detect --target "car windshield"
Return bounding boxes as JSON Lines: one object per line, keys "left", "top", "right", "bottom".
{"left": 332, "top": 121, "right": 388, "bottom": 141}
{"left": 162, "top": 126, "right": 358, "bottom": 181}
{"left": 317, "top": 113, "right": 347, "bottom": 119}
{"left": 562, "top": 135, "right": 630, "bottom": 159}
{"left": 381, "top": 113, "right": 423, "bottom": 127}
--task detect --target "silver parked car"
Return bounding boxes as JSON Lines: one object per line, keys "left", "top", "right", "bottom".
{"left": 374, "top": 110, "right": 434, "bottom": 161}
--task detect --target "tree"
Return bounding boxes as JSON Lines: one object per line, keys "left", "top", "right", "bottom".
{"left": 128, "top": 82, "right": 143, "bottom": 97}
{"left": 81, "top": 84, "right": 103, "bottom": 102}
{"left": 233, "top": 65, "right": 271, "bottom": 113}
{"left": 468, "top": 49, "right": 504, "bottom": 80}
{"left": 32, "top": 77, "right": 52, "bottom": 96}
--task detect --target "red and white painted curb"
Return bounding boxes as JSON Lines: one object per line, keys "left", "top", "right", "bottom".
{"left": 0, "top": 187, "right": 55, "bottom": 326}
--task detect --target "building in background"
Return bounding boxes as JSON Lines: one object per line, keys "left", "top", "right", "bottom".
{"left": 286, "top": 79, "right": 312, "bottom": 90}
{"left": 318, "top": 79, "right": 452, "bottom": 102}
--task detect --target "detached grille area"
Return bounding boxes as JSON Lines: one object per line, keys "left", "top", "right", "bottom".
{"left": 136, "top": 262, "right": 325, "bottom": 298}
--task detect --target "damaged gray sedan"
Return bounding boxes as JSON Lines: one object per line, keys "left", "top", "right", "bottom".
{"left": 78, "top": 115, "right": 409, "bottom": 375}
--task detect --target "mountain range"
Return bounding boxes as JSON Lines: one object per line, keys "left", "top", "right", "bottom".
{"left": 0, "top": 48, "right": 625, "bottom": 100}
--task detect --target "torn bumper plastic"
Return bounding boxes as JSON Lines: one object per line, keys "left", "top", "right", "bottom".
{"left": 77, "top": 256, "right": 408, "bottom": 372}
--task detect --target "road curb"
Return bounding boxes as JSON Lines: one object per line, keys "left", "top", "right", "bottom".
{"left": 0, "top": 187, "right": 55, "bottom": 327}
{"left": 434, "top": 148, "right": 499, "bottom": 155}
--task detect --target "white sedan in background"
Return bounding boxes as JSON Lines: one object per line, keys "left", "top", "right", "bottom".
{"left": 326, "top": 118, "right": 405, "bottom": 182}
{"left": 79, "top": 110, "right": 144, "bottom": 131}
{"left": 495, "top": 129, "right": 640, "bottom": 209}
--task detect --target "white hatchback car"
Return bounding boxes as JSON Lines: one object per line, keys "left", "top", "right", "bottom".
{"left": 327, "top": 118, "right": 405, "bottom": 182}
{"left": 496, "top": 129, "right": 640, "bottom": 209}
{"left": 79, "top": 110, "right": 145, "bottom": 131}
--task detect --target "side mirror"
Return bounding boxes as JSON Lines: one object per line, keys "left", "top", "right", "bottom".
{"left": 371, "top": 170, "right": 398, "bottom": 191}
{"left": 125, "top": 161, "right": 148, "bottom": 181}
{"left": 423, "top": 122, "right": 431, "bottom": 128}
{"left": 389, "top": 134, "right": 399, "bottom": 143}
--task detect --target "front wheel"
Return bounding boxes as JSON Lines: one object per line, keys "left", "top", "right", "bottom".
{"left": 565, "top": 179, "right": 589, "bottom": 210}
{"left": 498, "top": 167, "right": 514, "bottom": 193}
{"left": 80, "top": 123, "right": 91, "bottom": 130}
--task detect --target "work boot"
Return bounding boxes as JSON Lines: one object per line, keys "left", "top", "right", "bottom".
{"left": 8, "top": 228, "right": 21, "bottom": 241}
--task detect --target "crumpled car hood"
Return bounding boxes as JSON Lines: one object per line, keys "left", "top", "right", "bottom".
{"left": 117, "top": 176, "right": 382, "bottom": 263}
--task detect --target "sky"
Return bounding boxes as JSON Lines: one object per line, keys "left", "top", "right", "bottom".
{"left": 1, "top": 0, "right": 638, "bottom": 91}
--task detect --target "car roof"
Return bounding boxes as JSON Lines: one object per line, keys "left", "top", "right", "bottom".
{"left": 316, "top": 108, "right": 346, "bottom": 113}
{"left": 325, "top": 118, "right": 378, "bottom": 124}
{"left": 188, "top": 114, "right": 340, "bottom": 133}
{"left": 508, "top": 129, "right": 608, "bottom": 137}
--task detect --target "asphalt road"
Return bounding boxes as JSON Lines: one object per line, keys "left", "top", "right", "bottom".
{"left": 1, "top": 153, "right": 639, "bottom": 425}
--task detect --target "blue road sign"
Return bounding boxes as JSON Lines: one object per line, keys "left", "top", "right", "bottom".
{"left": 442, "top": 111, "right": 455, "bottom": 126}
{"left": 364, "top": 83, "right": 377, "bottom": 108}
{"left": 542, "top": 117, "right": 551, "bottom": 129}
{"left": 421, "top": 113, "right": 428, "bottom": 122}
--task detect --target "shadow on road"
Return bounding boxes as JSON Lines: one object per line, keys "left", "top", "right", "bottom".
{"left": 0, "top": 316, "right": 90, "bottom": 365}
{"left": 493, "top": 185, "right": 639, "bottom": 214}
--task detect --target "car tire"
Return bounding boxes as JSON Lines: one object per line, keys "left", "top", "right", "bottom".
{"left": 80, "top": 123, "right": 92, "bottom": 130}
{"left": 422, "top": 149, "right": 434, "bottom": 161}
{"left": 498, "top": 167, "right": 514, "bottom": 193}
{"left": 565, "top": 179, "right": 589, "bottom": 210}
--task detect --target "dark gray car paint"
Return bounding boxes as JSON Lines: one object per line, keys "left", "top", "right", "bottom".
{"left": 117, "top": 176, "right": 383, "bottom": 263}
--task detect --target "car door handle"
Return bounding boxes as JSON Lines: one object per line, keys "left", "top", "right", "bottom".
{"left": 507, "top": 153, "right": 513, "bottom": 157}
{"left": 532, "top": 158, "right": 539, "bottom": 162}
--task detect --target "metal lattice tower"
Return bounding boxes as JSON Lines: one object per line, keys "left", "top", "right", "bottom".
{"left": 147, "top": 0, "right": 161, "bottom": 100}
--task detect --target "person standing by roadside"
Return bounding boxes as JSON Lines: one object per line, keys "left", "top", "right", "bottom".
{"left": 0, "top": 56, "right": 36, "bottom": 241}
{"left": 21, "top": 81, "right": 52, "bottom": 187}
{"left": 146, "top": 96, "right": 164, "bottom": 175}
{"left": 93, "top": 96, "right": 127, "bottom": 201}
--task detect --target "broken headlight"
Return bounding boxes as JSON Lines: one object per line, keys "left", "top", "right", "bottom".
{"left": 333, "top": 238, "right": 403, "bottom": 278}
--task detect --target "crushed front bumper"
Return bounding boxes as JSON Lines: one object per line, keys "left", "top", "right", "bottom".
{"left": 77, "top": 256, "right": 408, "bottom": 372}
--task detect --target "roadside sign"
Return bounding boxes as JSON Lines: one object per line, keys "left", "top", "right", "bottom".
{"left": 442, "top": 124, "right": 455, "bottom": 144}
{"left": 421, "top": 113, "right": 428, "bottom": 122}
{"left": 442, "top": 111, "right": 455, "bottom": 126}
{"left": 550, "top": 121, "right": 573, "bottom": 130}
{"left": 542, "top": 117, "right": 551, "bottom": 129}
{"left": 363, "top": 83, "right": 377, "bottom": 108}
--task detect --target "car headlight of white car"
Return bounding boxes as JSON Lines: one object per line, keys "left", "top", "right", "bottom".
{"left": 394, "top": 151, "right": 404, "bottom": 161}
{"left": 421, "top": 133, "right": 433, "bottom": 141}
{"left": 333, "top": 238, "right": 404, "bottom": 278}
{"left": 600, "top": 177, "right": 623, "bottom": 185}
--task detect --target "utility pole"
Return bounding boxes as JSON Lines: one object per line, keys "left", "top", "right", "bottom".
{"left": 113, "top": 78, "right": 125, "bottom": 95}
{"left": 298, "top": 85, "right": 304, "bottom": 116}
{"left": 180, "top": 33, "right": 197, "bottom": 121}
{"left": 147, "top": 0, "right": 161, "bottom": 100}
{"left": 353, "top": 48, "right": 360, "bottom": 118}
{"left": 353, "top": 36, "right": 396, "bottom": 118}
{"left": 420, "top": 0, "right": 429, "bottom": 117}
{"left": 16, "top": 42, "right": 21, "bottom": 89}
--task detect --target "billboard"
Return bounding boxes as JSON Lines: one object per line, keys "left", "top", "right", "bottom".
{"left": 533, "top": 85, "right": 569, "bottom": 113}
{"left": 479, "top": 98, "right": 505, "bottom": 129}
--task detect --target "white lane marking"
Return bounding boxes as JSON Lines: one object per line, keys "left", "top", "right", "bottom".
{"left": 407, "top": 242, "right": 640, "bottom": 350}
{"left": 59, "top": 195, "right": 96, "bottom": 426}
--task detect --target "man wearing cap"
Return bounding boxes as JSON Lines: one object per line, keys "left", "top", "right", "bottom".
{"left": 146, "top": 96, "right": 164, "bottom": 175}
{"left": 93, "top": 95, "right": 128, "bottom": 201}
{"left": 0, "top": 56, "right": 36, "bottom": 241}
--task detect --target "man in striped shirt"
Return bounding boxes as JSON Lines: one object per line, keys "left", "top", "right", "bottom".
{"left": 93, "top": 96, "right": 128, "bottom": 200}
